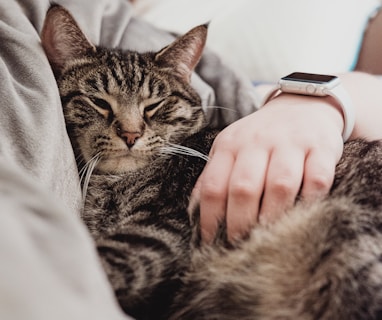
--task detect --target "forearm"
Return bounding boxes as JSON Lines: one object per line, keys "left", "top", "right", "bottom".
{"left": 339, "top": 72, "right": 382, "bottom": 140}
{"left": 257, "top": 71, "right": 382, "bottom": 141}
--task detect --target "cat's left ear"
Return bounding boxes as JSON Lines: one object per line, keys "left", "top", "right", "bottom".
{"left": 41, "top": 4, "right": 96, "bottom": 77}
{"left": 155, "top": 24, "right": 208, "bottom": 83}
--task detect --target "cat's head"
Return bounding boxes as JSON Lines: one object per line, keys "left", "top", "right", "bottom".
{"left": 41, "top": 4, "right": 207, "bottom": 174}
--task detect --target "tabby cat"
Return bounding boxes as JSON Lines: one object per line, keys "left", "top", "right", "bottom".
{"left": 42, "top": 4, "right": 382, "bottom": 320}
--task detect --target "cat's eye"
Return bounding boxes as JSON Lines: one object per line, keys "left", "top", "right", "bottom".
{"left": 92, "top": 98, "right": 112, "bottom": 111}
{"left": 144, "top": 101, "right": 163, "bottom": 118}
{"left": 90, "top": 97, "right": 114, "bottom": 120}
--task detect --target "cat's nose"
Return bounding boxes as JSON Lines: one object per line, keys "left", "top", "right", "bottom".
{"left": 119, "top": 131, "right": 141, "bottom": 148}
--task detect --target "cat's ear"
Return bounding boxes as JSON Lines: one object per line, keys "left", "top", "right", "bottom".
{"left": 155, "top": 24, "right": 208, "bottom": 83}
{"left": 41, "top": 4, "right": 96, "bottom": 77}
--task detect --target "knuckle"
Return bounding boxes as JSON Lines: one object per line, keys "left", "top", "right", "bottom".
{"left": 229, "top": 181, "right": 256, "bottom": 200}
{"left": 201, "top": 183, "right": 226, "bottom": 202}
{"left": 270, "top": 178, "right": 296, "bottom": 197}
{"left": 214, "top": 132, "right": 236, "bottom": 149}
{"left": 308, "top": 173, "right": 333, "bottom": 191}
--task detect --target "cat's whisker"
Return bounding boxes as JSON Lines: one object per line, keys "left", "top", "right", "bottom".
{"left": 80, "top": 152, "right": 101, "bottom": 202}
{"left": 160, "top": 143, "right": 209, "bottom": 162}
{"left": 204, "top": 105, "right": 239, "bottom": 114}
{"left": 79, "top": 153, "right": 99, "bottom": 179}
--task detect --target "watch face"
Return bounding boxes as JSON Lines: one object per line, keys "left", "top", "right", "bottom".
{"left": 281, "top": 72, "right": 337, "bottom": 84}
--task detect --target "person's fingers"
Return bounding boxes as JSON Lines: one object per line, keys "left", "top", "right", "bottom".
{"left": 300, "top": 148, "right": 339, "bottom": 202}
{"left": 199, "top": 149, "right": 235, "bottom": 243}
{"left": 226, "top": 148, "right": 268, "bottom": 241}
{"left": 188, "top": 173, "right": 202, "bottom": 217}
{"left": 259, "top": 147, "right": 305, "bottom": 224}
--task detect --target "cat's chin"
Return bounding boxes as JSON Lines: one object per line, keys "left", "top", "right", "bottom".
{"left": 95, "top": 156, "right": 150, "bottom": 174}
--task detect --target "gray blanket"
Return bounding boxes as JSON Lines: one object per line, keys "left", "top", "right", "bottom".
{"left": 0, "top": 0, "right": 258, "bottom": 319}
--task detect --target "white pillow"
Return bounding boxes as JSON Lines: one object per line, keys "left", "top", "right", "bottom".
{"left": 133, "top": 0, "right": 381, "bottom": 82}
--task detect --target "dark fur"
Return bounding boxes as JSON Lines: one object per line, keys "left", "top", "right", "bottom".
{"left": 42, "top": 5, "right": 382, "bottom": 320}
{"left": 171, "top": 139, "right": 382, "bottom": 320}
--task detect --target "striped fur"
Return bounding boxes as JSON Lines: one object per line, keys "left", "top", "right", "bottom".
{"left": 58, "top": 46, "right": 205, "bottom": 175}
{"left": 42, "top": 5, "right": 382, "bottom": 320}
{"left": 42, "top": 4, "right": 212, "bottom": 319}
{"left": 171, "top": 140, "right": 382, "bottom": 320}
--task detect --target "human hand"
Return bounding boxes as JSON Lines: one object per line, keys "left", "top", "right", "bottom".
{"left": 191, "top": 93, "right": 345, "bottom": 243}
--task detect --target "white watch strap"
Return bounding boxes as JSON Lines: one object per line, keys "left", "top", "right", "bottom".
{"left": 260, "top": 85, "right": 280, "bottom": 107}
{"left": 324, "top": 84, "right": 355, "bottom": 142}
{"left": 261, "top": 84, "right": 355, "bottom": 142}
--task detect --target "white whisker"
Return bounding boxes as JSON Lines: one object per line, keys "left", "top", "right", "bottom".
{"left": 204, "top": 105, "right": 239, "bottom": 113}
{"left": 79, "top": 153, "right": 99, "bottom": 179}
{"left": 79, "top": 152, "right": 101, "bottom": 203}
{"left": 160, "top": 143, "right": 209, "bottom": 162}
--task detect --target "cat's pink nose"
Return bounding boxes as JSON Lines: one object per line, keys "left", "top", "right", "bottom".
{"left": 119, "top": 131, "right": 141, "bottom": 148}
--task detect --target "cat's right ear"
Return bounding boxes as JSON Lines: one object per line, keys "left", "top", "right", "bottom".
{"left": 154, "top": 24, "right": 208, "bottom": 83}
{"left": 41, "top": 4, "right": 95, "bottom": 77}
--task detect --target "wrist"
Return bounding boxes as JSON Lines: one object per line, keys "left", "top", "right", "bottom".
{"left": 261, "top": 72, "right": 355, "bottom": 141}
{"left": 264, "top": 93, "right": 345, "bottom": 137}
{"left": 338, "top": 72, "right": 382, "bottom": 141}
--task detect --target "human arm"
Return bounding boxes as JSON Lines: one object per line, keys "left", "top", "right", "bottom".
{"left": 342, "top": 72, "right": 382, "bottom": 140}
{"left": 193, "top": 71, "right": 382, "bottom": 243}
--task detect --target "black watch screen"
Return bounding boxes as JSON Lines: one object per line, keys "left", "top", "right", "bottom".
{"left": 281, "top": 72, "right": 337, "bottom": 84}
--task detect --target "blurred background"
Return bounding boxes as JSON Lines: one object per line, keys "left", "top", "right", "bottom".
{"left": 130, "top": 0, "right": 381, "bottom": 83}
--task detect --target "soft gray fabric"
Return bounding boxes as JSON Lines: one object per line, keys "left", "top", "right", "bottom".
{"left": 0, "top": 159, "right": 129, "bottom": 320}
{"left": 0, "top": 2, "right": 129, "bottom": 319}
{"left": 0, "top": 0, "right": 82, "bottom": 215}
{"left": 0, "top": 0, "right": 258, "bottom": 319}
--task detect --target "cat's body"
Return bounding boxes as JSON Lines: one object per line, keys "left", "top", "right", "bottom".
{"left": 83, "top": 128, "right": 216, "bottom": 319}
{"left": 172, "top": 139, "right": 382, "bottom": 320}
{"left": 42, "top": 5, "right": 382, "bottom": 320}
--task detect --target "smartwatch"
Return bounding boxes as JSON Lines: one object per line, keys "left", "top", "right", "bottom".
{"left": 262, "top": 72, "right": 355, "bottom": 142}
